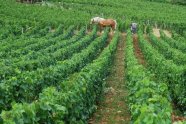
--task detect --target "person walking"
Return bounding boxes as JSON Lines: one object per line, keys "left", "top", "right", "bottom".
{"left": 131, "top": 23, "right": 137, "bottom": 34}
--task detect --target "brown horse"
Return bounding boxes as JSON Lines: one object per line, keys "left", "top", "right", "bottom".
{"left": 98, "top": 19, "right": 117, "bottom": 33}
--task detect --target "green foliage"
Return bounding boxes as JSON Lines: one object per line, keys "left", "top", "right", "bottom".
{"left": 1, "top": 0, "right": 186, "bottom": 32}
{"left": 0, "top": 0, "right": 185, "bottom": 123}
{"left": 160, "top": 30, "right": 186, "bottom": 53}
{"left": 149, "top": 32, "right": 186, "bottom": 65}
{"left": 125, "top": 30, "right": 172, "bottom": 123}
{"left": 0, "top": 27, "right": 99, "bottom": 110}
{"left": 143, "top": 0, "right": 186, "bottom": 5}
{"left": 138, "top": 31, "right": 186, "bottom": 112}
{"left": 0, "top": 30, "right": 119, "bottom": 124}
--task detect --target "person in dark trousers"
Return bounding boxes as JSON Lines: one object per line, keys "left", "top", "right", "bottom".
{"left": 131, "top": 23, "right": 137, "bottom": 34}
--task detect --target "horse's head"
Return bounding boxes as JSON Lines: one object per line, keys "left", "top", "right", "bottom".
{"left": 90, "top": 17, "right": 105, "bottom": 24}
{"left": 90, "top": 18, "right": 95, "bottom": 24}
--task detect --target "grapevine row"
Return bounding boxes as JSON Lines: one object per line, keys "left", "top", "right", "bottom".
{"left": 160, "top": 31, "right": 186, "bottom": 53}
{"left": 0, "top": 30, "right": 119, "bottom": 124}
{"left": 125, "top": 31, "right": 172, "bottom": 123}
{"left": 149, "top": 33, "right": 186, "bottom": 65}
{"left": 138, "top": 31, "right": 186, "bottom": 111}
{"left": 0, "top": 28, "right": 107, "bottom": 112}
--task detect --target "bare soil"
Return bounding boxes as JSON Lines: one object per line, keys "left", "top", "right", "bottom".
{"left": 133, "top": 34, "right": 146, "bottom": 66}
{"left": 89, "top": 33, "right": 131, "bottom": 124}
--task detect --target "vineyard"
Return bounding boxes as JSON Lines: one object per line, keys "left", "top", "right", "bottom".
{"left": 0, "top": 0, "right": 186, "bottom": 124}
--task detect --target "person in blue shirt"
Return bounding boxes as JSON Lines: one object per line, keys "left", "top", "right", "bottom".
{"left": 131, "top": 23, "right": 137, "bottom": 34}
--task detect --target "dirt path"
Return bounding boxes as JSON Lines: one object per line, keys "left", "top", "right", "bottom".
{"left": 133, "top": 34, "right": 146, "bottom": 66}
{"left": 89, "top": 33, "right": 130, "bottom": 124}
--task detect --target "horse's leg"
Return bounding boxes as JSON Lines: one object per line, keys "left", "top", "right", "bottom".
{"left": 99, "top": 24, "right": 102, "bottom": 33}
{"left": 100, "top": 25, "right": 103, "bottom": 33}
{"left": 101, "top": 26, "right": 105, "bottom": 34}
{"left": 99, "top": 24, "right": 104, "bottom": 34}
{"left": 111, "top": 25, "right": 115, "bottom": 34}
{"left": 113, "top": 22, "right": 117, "bottom": 33}
{"left": 109, "top": 26, "right": 111, "bottom": 32}
{"left": 114, "top": 23, "right": 116, "bottom": 33}
{"left": 102, "top": 26, "right": 104, "bottom": 34}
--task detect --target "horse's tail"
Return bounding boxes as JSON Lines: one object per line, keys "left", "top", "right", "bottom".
{"left": 114, "top": 20, "right": 117, "bottom": 30}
